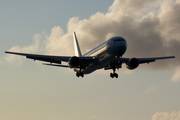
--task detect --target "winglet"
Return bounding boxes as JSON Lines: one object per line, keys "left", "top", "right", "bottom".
{"left": 73, "top": 32, "right": 82, "bottom": 57}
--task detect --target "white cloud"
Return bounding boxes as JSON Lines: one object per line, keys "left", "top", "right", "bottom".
{"left": 109, "top": 0, "right": 158, "bottom": 18}
{"left": 171, "top": 67, "right": 180, "bottom": 82}
{"left": 5, "top": 34, "right": 43, "bottom": 64}
{"left": 45, "top": 26, "right": 74, "bottom": 56}
{"left": 152, "top": 111, "right": 180, "bottom": 120}
{"left": 145, "top": 85, "right": 158, "bottom": 94}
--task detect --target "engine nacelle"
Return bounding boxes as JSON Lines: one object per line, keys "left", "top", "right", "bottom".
{"left": 68, "top": 56, "right": 80, "bottom": 67}
{"left": 126, "top": 58, "right": 139, "bottom": 70}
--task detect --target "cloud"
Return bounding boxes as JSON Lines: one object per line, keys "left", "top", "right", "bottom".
{"left": 45, "top": 26, "right": 74, "bottom": 56}
{"left": 145, "top": 85, "right": 158, "bottom": 94}
{"left": 5, "top": 0, "right": 180, "bottom": 72}
{"left": 109, "top": 0, "right": 158, "bottom": 17}
{"left": 171, "top": 67, "right": 180, "bottom": 82}
{"left": 152, "top": 111, "right": 180, "bottom": 120}
{"left": 5, "top": 34, "right": 44, "bottom": 64}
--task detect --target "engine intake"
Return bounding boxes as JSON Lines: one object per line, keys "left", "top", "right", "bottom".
{"left": 126, "top": 58, "right": 139, "bottom": 70}
{"left": 68, "top": 56, "right": 80, "bottom": 67}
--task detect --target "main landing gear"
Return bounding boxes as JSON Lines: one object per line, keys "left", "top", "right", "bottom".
{"left": 76, "top": 67, "right": 84, "bottom": 78}
{"left": 110, "top": 68, "right": 118, "bottom": 78}
{"left": 110, "top": 73, "right": 118, "bottom": 78}
{"left": 76, "top": 72, "right": 84, "bottom": 77}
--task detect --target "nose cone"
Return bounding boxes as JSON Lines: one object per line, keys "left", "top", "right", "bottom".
{"left": 106, "top": 36, "right": 127, "bottom": 56}
{"left": 114, "top": 41, "right": 127, "bottom": 56}
{"left": 107, "top": 41, "right": 127, "bottom": 56}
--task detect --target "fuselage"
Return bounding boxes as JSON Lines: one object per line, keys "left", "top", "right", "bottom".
{"left": 74, "top": 36, "right": 127, "bottom": 74}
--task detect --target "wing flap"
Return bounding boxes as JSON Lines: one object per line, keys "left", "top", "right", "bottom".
{"left": 138, "top": 56, "right": 175, "bottom": 64}
{"left": 5, "top": 51, "right": 71, "bottom": 64}
{"left": 5, "top": 51, "right": 96, "bottom": 66}
{"left": 105, "top": 56, "right": 175, "bottom": 70}
{"left": 27, "top": 56, "right": 62, "bottom": 64}
{"left": 118, "top": 56, "right": 175, "bottom": 64}
{"left": 43, "top": 63, "right": 70, "bottom": 68}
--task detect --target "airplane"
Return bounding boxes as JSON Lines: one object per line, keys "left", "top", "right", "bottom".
{"left": 5, "top": 32, "right": 175, "bottom": 78}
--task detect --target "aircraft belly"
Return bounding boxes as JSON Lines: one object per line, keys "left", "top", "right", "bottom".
{"left": 82, "top": 64, "right": 100, "bottom": 74}
{"left": 82, "top": 53, "right": 114, "bottom": 74}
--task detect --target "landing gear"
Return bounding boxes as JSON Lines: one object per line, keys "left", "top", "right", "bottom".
{"left": 110, "top": 73, "right": 118, "bottom": 78}
{"left": 76, "top": 72, "right": 84, "bottom": 77}
{"left": 110, "top": 68, "right": 118, "bottom": 78}
{"left": 76, "top": 67, "right": 84, "bottom": 78}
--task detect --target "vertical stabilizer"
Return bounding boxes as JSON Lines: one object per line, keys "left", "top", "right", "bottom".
{"left": 73, "top": 32, "right": 82, "bottom": 57}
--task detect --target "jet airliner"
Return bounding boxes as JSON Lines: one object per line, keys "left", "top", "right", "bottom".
{"left": 5, "top": 32, "right": 175, "bottom": 78}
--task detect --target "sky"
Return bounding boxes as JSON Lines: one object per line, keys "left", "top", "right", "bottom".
{"left": 0, "top": 0, "right": 180, "bottom": 120}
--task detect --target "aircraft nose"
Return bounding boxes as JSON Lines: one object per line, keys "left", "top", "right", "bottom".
{"left": 106, "top": 41, "right": 127, "bottom": 56}
{"left": 115, "top": 41, "right": 127, "bottom": 56}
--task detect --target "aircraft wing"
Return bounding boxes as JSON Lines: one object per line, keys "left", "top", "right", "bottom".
{"left": 119, "top": 56, "right": 175, "bottom": 64}
{"left": 104, "top": 56, "right": 175, "bottom": 70}
{"left": 5, "top": 51, "right": 95, "bottom": 65}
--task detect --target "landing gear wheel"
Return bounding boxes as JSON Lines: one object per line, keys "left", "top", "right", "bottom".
{"left": 76, "top": 72, "right": 80, "bottom": 77}
{"left": 76, "top": 72, "right": 84, "bottom": 78}
{"left": 110, "top": 73, "right": 114, "bottom": 78}
{"left": 114, "top": 73, "right": 118, "bottom": 78}
{"left": 110, "top": 73, "right": 118, "bottom": 78}
{"left": 80, "top": 73, "right": 84, "bottom": 77}
{"left": 110, "top": 66, "right": 119, "bottom": 78}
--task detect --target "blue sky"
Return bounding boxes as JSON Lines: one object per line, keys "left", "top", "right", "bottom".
{"left": 1, "top": 0, "right": 180, "bottom": 120}
{"left": 0, "top": 0, "right": 113, "bottom": 47}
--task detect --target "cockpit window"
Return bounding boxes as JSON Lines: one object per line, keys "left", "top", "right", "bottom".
{"left": 113, "top": 38, "right": 125, "bottom": 42}
{"left": 106, "top": 37, "right": 126, "bottom": 46}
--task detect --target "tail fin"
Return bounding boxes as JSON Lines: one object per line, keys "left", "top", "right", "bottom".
{"left": 73, "top": 32, "right": 82, "bottom": 57}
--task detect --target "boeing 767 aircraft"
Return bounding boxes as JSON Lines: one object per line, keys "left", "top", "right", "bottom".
{"left": 5, "top": 32, "right": 175, "bottom": 78}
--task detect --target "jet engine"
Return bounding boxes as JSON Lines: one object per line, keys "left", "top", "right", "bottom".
{"left": 126, "top": 58, "right": 139, "bottom": 70}
{"left": 68, "top": 56, "right": 80, "bottom": 67}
